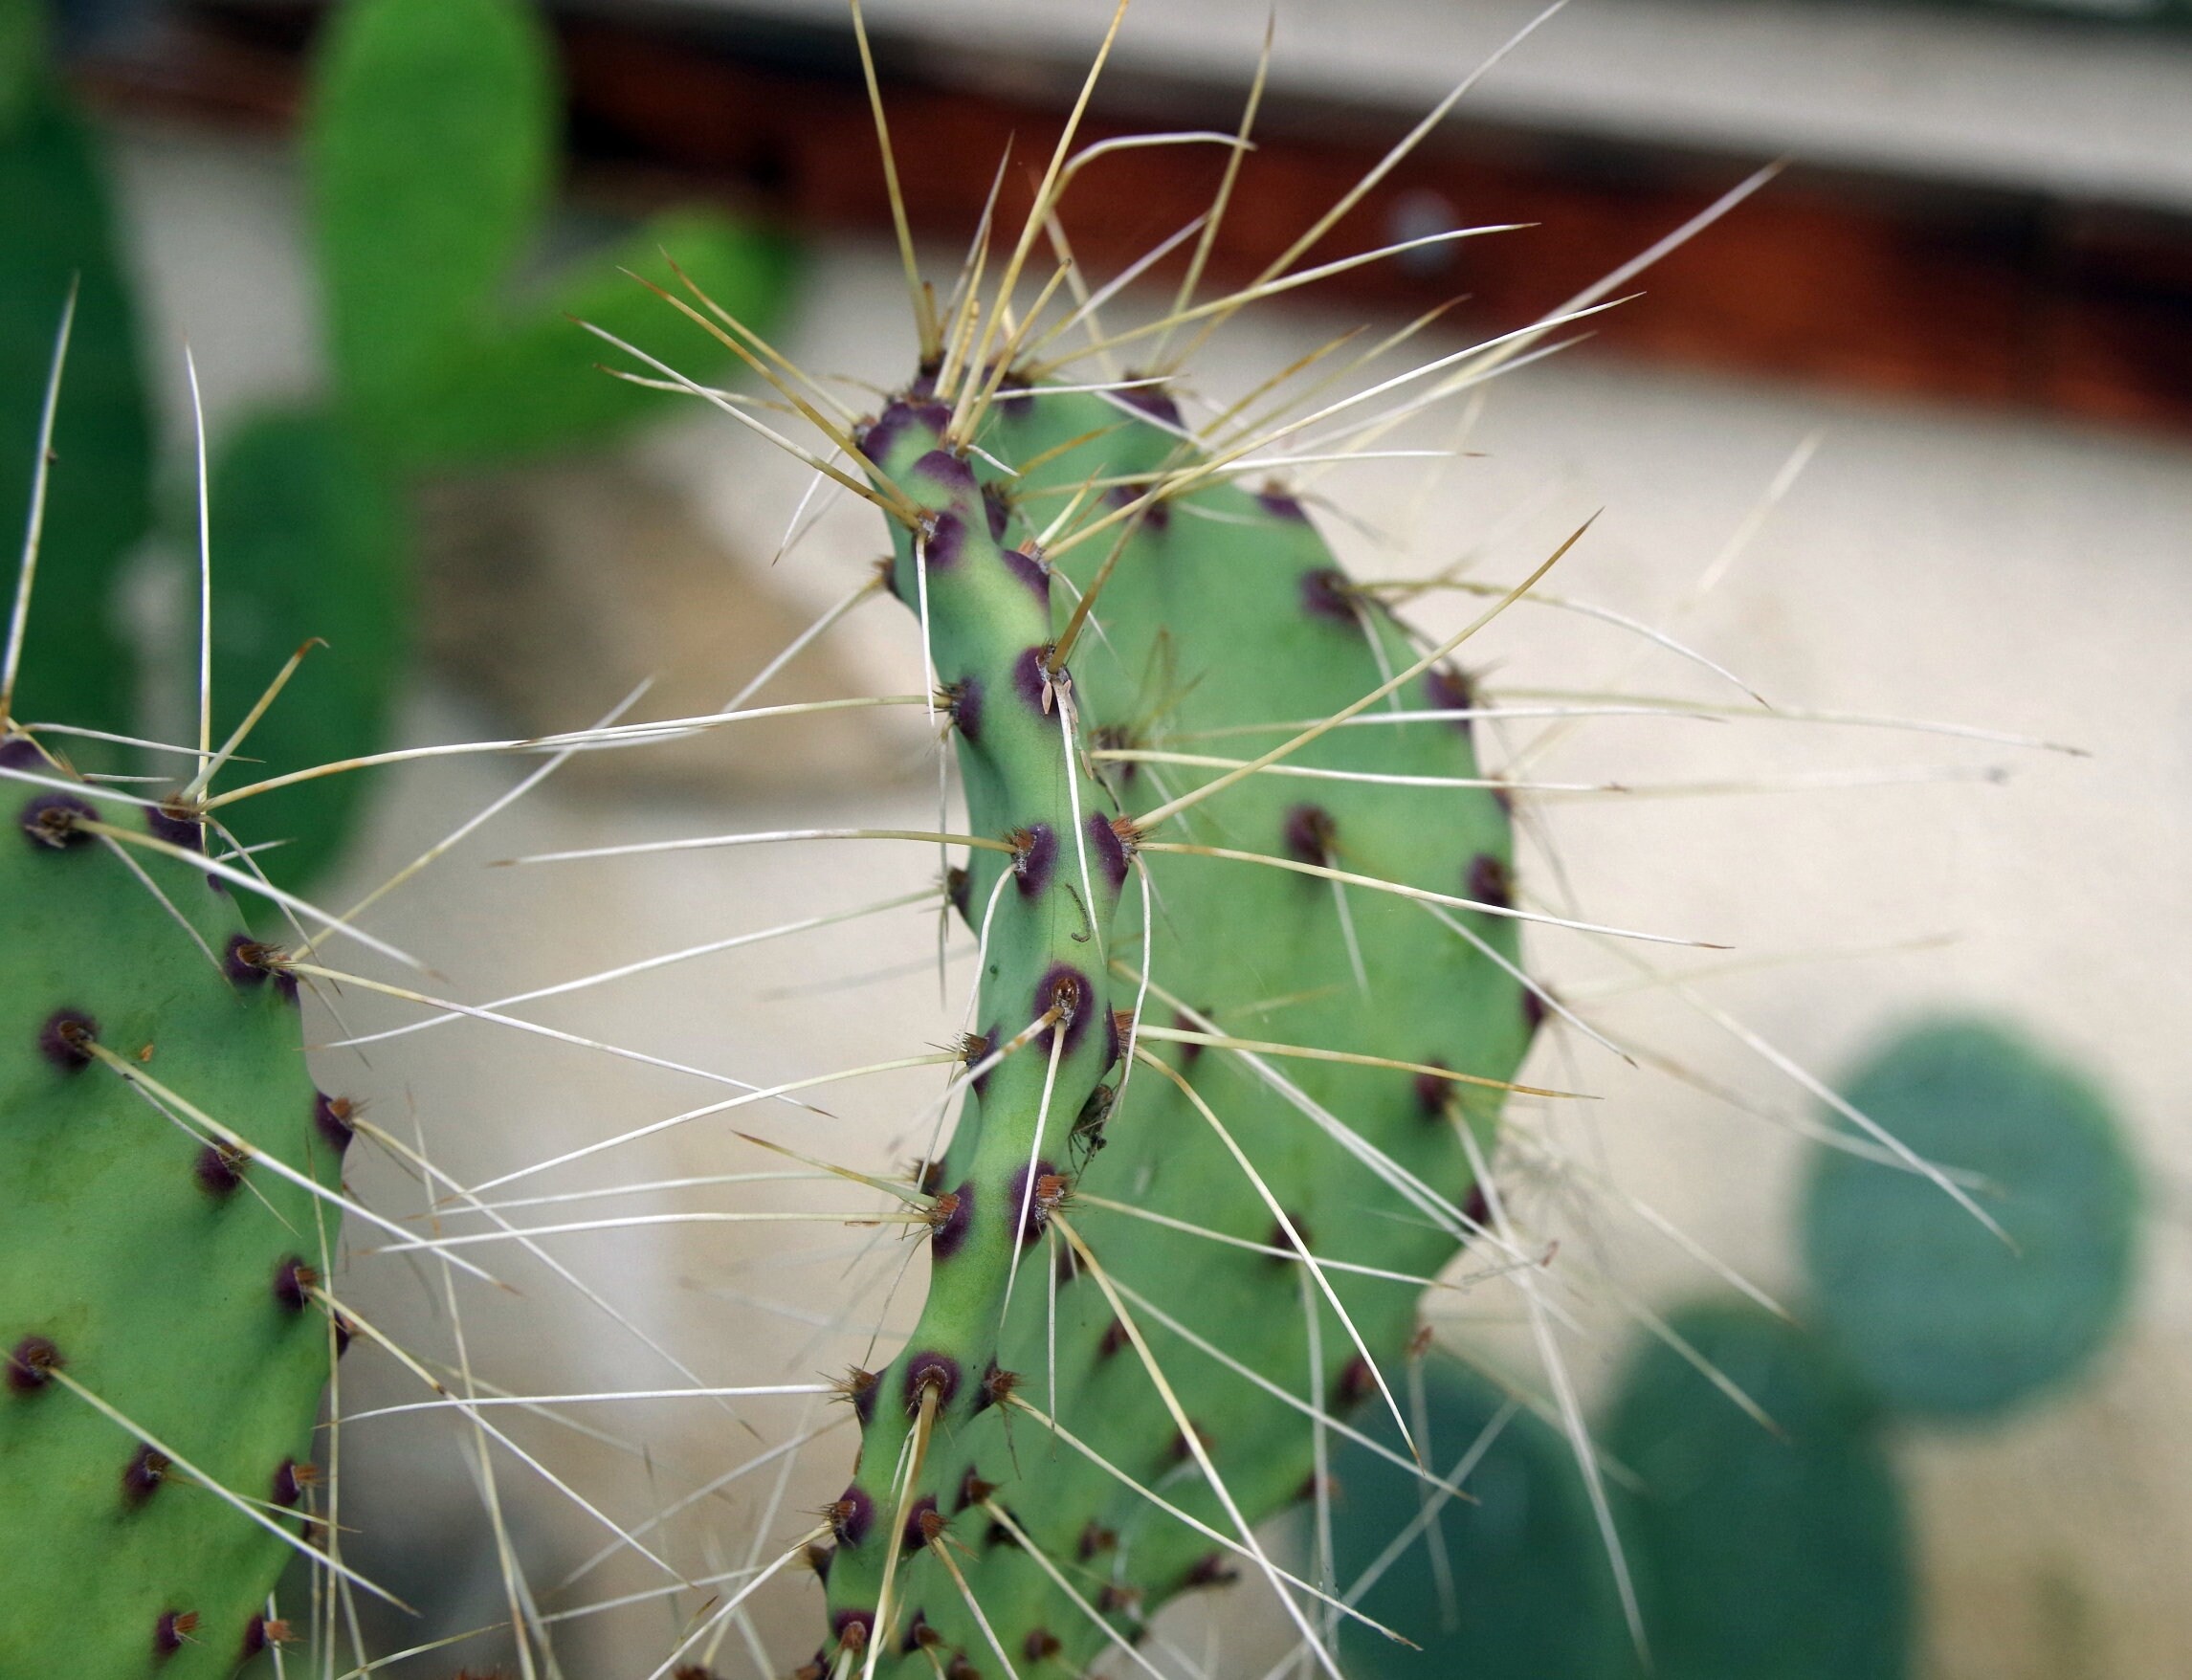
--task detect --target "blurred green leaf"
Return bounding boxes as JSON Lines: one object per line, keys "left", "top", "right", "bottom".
{"left": 0, "top": 39, "right": 153, "bottom": 743}
{"left": 307, "top": 0, "right": 555, "bottom": 439}
{"left": 1803, "top": 1018, "right": 2140, "bottom": 1422}
{"left": 1609, "top": 1303, "right": 1911, "bottom": 1680}
{"left": 204, "top": 408, "right": 407, "bottom": 893}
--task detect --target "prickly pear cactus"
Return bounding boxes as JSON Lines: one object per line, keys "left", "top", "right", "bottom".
{"left": 1803, "top": 1018, "right": 2140, "bottom": 1423}
{"left": 819, "top": 382, "right": 1533, "bottom": 1670}
{"left": 1606, "top": 1303, "right": 1910, "bottom": 1680}
{"left": 1331, "top": 1363, "right": 1630, "bottom": 1680}
{"left": 308, "top": 0, "right": 797, "bottom": 471}
{"left": 0, "top": 737, "right": 347, "bottom": 1675}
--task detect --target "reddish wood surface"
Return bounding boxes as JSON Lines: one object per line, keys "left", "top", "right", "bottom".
{"left": 86, "top": 4, "right": 2192, "bottom": 432}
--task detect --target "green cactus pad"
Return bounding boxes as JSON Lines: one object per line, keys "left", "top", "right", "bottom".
{"left": 1330, "top": 1364, "right": 1629, "bottom": 1680}
{"left": 204, "top": 408, "right": 407, "bottom": 893}
{"left": 0, "top": 740, "right": 345, "bottom": 1675}
{"left": 0, "top": 5, "right": 155, "bottom": 744}
{"left": 389, "top": 209, "right": 799, "bottom": 469}
{"left": 818, "top": 383, "right": 1533, "bottom": 1673}
{"left": 307, "top": 0, "right": 554, "bottom": 447}
{"left": 1802, "top": 1019, "right": 2140, "bottom": 1422}
{"left": 1607, "top": 1302, "right": 1911, "bottom": 1680}
{"left": 308, "top": 0, "right": 794, "bottom": 472}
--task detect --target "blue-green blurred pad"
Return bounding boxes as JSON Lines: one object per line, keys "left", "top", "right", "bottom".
{"left": 1331, "top": 1365, "right": 1629, "bottom": 1680}
{"left": 1608, "top": 1303, "right": 1911, "bottom": 1680}
{"left": 1803, "top": 1017, "right": 2139, "bottom": 1422}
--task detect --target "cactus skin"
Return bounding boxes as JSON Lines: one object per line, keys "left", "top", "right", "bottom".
{"left": 0, "top": 741, "right": 344, "bottom": 1676}
{"left": 821, "top": 386, "right": 1532, "bottom": 1671}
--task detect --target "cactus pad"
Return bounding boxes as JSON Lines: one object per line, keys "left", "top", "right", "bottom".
{"left": 1331, "top": 1364, "right": 1629, "bottom": 1679}
{"left": 0, "top": 740, "right": 344, "bottom": 1675}
{"left": 1802, "top": 1019, "right": 2140, "bottom": 1422}
{"left": 308, "top": 0, "right": 794, "bottom": 473}
{"left": 816, "top": 381, "right": 1535, "bottom": 1671}
{"left": 1607, "top": 1302, "right": 1910, "bottom": 1680}
{"left": 204, "top": 408, "right": 408, "bottom": 894}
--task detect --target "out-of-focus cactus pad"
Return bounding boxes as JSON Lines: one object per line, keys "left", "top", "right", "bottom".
{"left": 1802, "top": 1018, "right": 2139, "bottom": 1422}
{"left": 306, "top": 0, "right": 553, "bottom": 444}
{"left": 205, "top": 409, "right": 407, "bottom": 893}
{"left": 1608, "top": 1302, "right": 1911, "bottom": 1680}
{"left": 307, "top": 0, "right": 794, "bottom": 471}
{"left": 1331, "top": 1364, "right": 1629, "bottom": 1679}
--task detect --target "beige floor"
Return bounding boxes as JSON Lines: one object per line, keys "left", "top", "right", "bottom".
{"left": 107, "top": 118, "right": 2192, "bottom": 1677}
